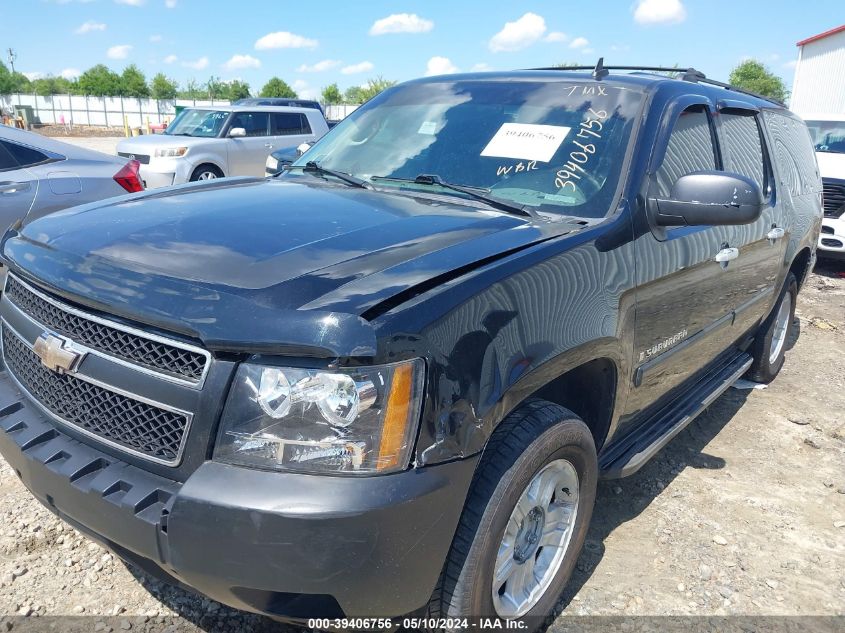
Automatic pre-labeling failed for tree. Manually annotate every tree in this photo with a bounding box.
[729,59,788,103]
[343,85,364,104]
[260,77,297,98]
[77,64,122,96]
[177,78,205,100]
[226,80,251,101]
[150,73,178,100]
[321,83,342,104]
[120,64,150,98]
[357,76,397,102]
[0,61,32,94]
[206,75,228,100]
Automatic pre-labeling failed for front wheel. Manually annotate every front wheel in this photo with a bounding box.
[428,400,597,627]
[746,271,798,383]
[189,164,223,181]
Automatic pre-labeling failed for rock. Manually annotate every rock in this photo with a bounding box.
[834,521,845,528]
[788,416,810,425]
[677,583,685,592]
[699,564,713,580]
[766,579,780,589]
[72,605,85,614]
[119,619,131,630]
[823,480,834,488]
[718,586,733,598]
[17,606,31,616]
[804,438,822,449]
[713,535,728,546]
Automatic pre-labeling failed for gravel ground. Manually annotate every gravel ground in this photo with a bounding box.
[46,134,123,156]
[1,263,843,631]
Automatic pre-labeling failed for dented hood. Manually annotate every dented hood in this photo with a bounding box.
[2,177,568,357]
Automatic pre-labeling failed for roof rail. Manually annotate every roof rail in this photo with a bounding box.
[528,60,785,107]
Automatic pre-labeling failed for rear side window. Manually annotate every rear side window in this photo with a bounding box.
[655,106,716,197]
[271,113,311,136]
[2,140,48,168]
[763,111,820,196]
[718,111,766,193]
[0,142,18,171]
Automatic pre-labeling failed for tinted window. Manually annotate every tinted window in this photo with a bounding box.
[719,111,766,192]
[0,142,19,171]
[3,141,48,168]
[805,119,845,154]
[656,106,716,197]
[229,112,269,137]
[272,113,310,135]
[764,111,820,196]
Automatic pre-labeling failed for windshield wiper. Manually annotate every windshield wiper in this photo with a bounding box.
[372,174,532,217]
[297,162,371,189]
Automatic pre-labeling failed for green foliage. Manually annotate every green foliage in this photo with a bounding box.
[343,85,364,104]
[150,73,178,100]
[358,76,397,102]
[259,77,297,98]
[77,64,122,96]
[729,59,788,103]
[206,76,228,100]
[226,79,251,101]
[0,61,32,94]
[321,83,342,104]
[177,78,205,100]
[32,76,76,96]
[120,64,150,98]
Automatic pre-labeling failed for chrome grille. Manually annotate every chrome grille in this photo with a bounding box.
[2,324,190,464]
[822,180,845,218]
[5,276,208,383]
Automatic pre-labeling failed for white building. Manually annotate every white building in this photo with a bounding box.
[790,24,845,116]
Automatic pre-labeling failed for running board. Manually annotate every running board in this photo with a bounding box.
[599,350,752,479]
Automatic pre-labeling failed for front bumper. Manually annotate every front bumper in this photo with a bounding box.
[0,370,478,619]
[819,215,845,258]
[138,157,194,189]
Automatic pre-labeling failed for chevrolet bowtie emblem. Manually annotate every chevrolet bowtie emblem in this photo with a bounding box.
[33,333,84,374]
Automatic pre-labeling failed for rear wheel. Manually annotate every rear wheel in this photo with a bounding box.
[747,272,797,383]
[428,400,597,628]
[189,164,223,181]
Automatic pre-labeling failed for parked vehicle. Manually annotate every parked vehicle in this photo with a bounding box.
[116,105,328,188]
[0,67,821,625]
[264,142,312,176]
[233,97,325,114]
[0,125,142,280]
[803,114,845,258]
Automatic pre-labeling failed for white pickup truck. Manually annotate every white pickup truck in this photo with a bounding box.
[116,105,329,188]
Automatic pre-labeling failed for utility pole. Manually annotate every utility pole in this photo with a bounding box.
[7,48,16,74]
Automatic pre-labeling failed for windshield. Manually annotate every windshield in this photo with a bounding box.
[292,79,644,217]
[806,120,845,154]
[165,109,229,138]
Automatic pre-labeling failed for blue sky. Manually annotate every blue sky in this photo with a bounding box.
[2,0,841,98]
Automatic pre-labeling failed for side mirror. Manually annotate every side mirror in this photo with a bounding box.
[651,171,764,227]
[228,127,246,138]
[296,142,313,157]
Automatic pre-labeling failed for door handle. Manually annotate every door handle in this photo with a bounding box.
[715,247,739,264]
[767,227,785,241]
[264,143,274,148]
[0,182,30,194]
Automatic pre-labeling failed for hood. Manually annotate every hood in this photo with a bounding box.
[2,177,572,357]
[116,134,220,153]
[816,151,845,179]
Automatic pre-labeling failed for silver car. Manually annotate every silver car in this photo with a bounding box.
[0,126,142,232]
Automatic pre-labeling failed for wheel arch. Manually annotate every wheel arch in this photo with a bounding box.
[788,246,813,291]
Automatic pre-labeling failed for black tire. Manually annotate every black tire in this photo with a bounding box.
[189,164,223,181]
[428,400,597,628]
[747,272,798,383]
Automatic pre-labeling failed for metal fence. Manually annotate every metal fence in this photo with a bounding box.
[0,94,360,129]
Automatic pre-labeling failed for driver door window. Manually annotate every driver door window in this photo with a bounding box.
[230,112,270,137]
[655,106,716,197]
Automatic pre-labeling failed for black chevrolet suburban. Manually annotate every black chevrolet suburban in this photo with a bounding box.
[0,66,822,625]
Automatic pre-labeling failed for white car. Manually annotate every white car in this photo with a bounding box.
[804,114,845,259]
[116,106,329,189]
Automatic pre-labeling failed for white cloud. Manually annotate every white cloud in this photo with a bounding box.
[783,59,798,70]
[61,68,81,79]
[489,12,547,53]
[23,72,44,81]
[544,31,568,43]
[471,63,492,72]
[106,44,132,59]
[165,0,176,7]
[223,54,261,71]
[115,0,145,6]
[341,61,374,75]
[182,56,209,70]
[149,34,162,43]
[633,0,687,25]
[255,31,318,50]
[293,79,316,99]
[75,21,106,34]
[297,59,341,73]
[163,54,178,64]
[425,56,459,76]
[569,37,590,49]
[369,13,433,36]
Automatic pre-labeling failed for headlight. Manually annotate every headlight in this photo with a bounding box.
[265,155,279,171]
[154,147,188,158]
[213,359,424,475]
